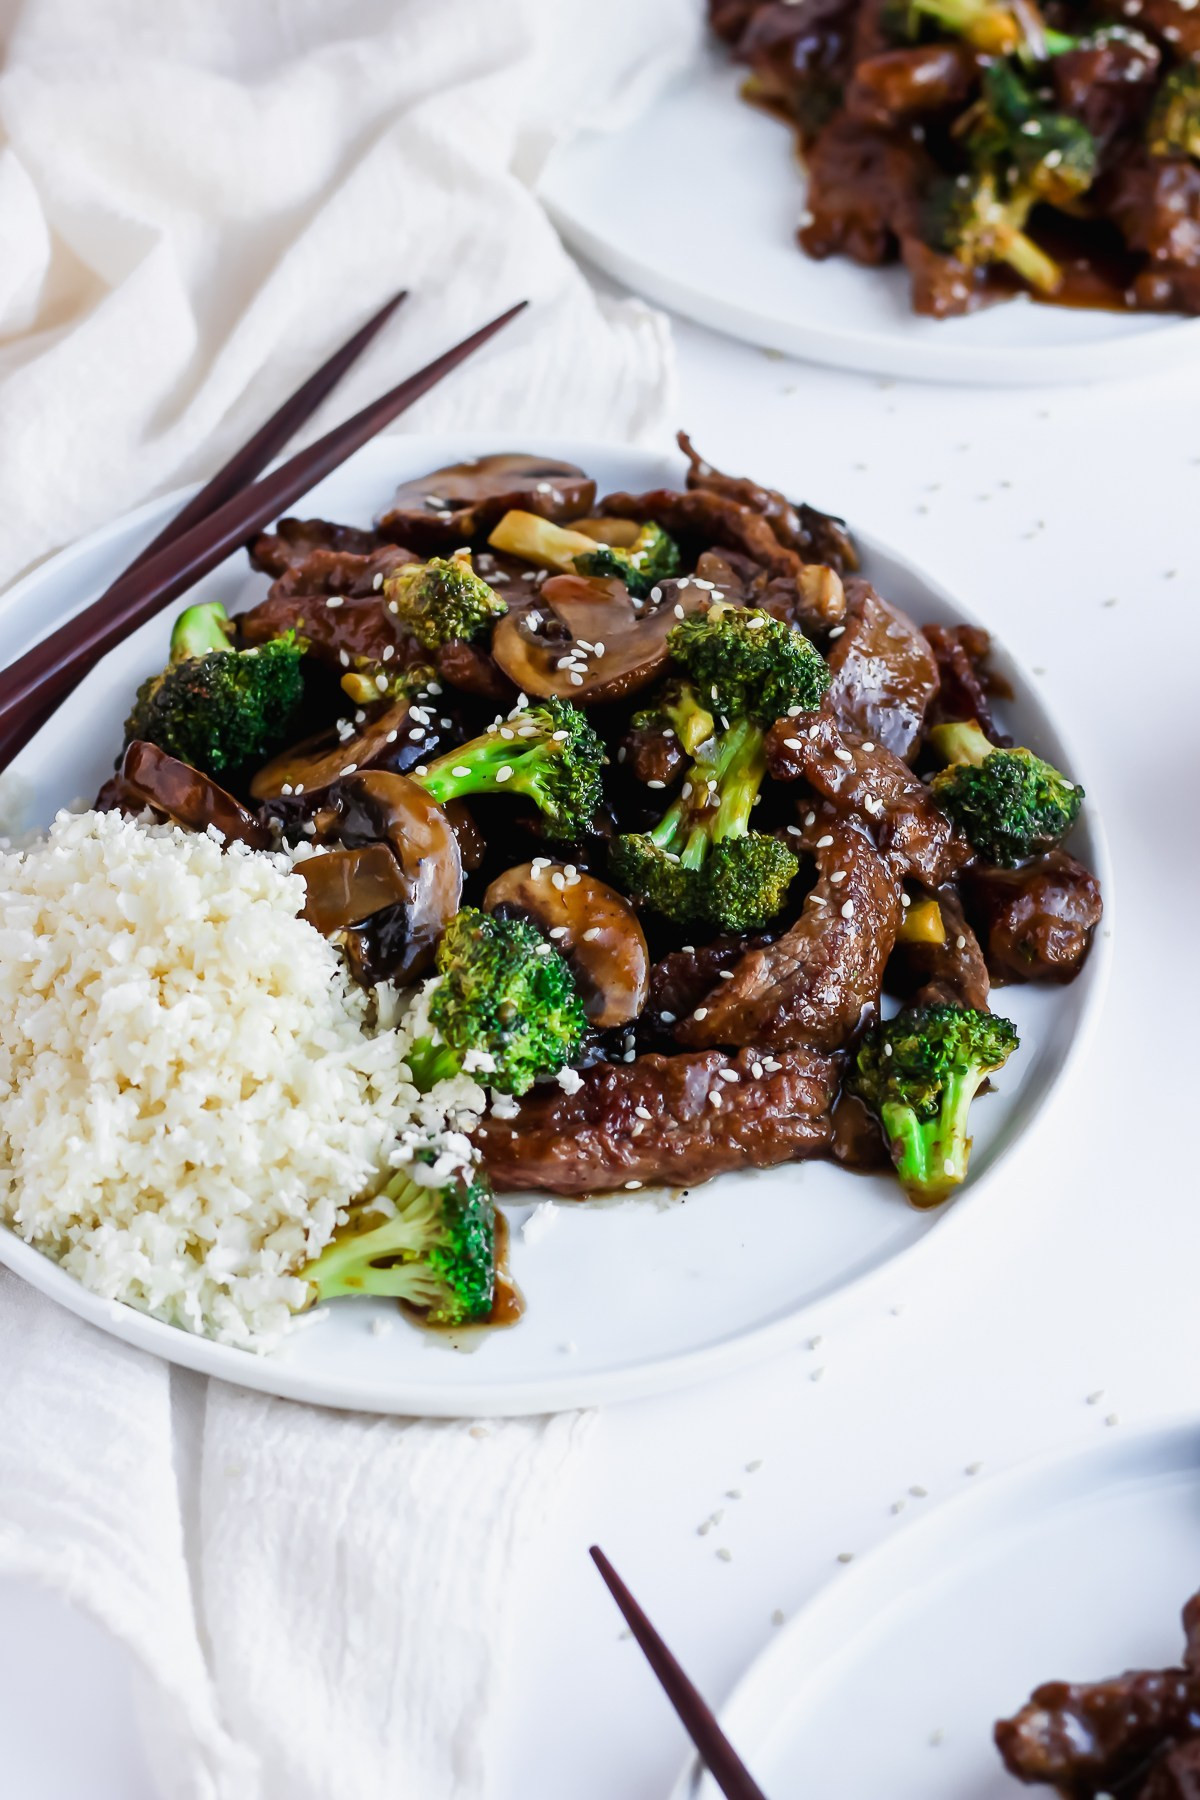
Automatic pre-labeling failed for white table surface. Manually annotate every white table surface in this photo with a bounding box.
[6,310,1200,1800]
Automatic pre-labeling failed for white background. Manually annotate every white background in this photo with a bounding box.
[5,310,1200,1798]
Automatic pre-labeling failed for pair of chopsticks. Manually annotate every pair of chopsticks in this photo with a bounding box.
[591,1546,769,1800]
[0,292,528,773]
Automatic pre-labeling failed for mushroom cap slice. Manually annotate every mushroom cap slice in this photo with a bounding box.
[378,454,596,553]
[249,700,445,815]
[331,771,463,985]
[490,573,708,706]
[298,841,411,937]
[121,741,269,850]
[483,862,649,1028]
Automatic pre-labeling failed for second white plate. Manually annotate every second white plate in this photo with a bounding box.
[673,1420,1200,1797]
[539,46,1200,386]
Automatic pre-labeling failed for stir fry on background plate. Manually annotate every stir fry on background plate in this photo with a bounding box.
[710,0,1200,316]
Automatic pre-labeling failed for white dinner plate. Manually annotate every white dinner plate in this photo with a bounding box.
[670,1419,1200,1797]
[0,434,1110,1416]
[538,45,1200,386]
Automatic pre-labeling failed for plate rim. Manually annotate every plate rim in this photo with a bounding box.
[537,52,1200,388]
[0,432,1113,1416]
[667,1412,1200,1798]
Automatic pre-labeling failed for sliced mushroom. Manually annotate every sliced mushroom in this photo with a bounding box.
[331,771,463,985]
[377,454,596,553]
[250,699,446,820]
[483,862,649,1028]
[299,841,411,936]
[121,741,269,850]
[490,573,708,706]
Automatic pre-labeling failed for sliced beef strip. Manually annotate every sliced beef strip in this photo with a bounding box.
[995,1669,1200,1794]
[432,639,516,705]
[692,548,847,634]
[1103,153,1200,270]
[1123,0,1200,58]
[1139,1735,1200,1799]
[377,454,596,553]
[845,43,978,129]
[675,811,902,1052]
[677,431,858,574]
[887,887,990,1011]
[924,621,1010,739]
[249,517,384,579]
[597,487,804,580]
[238,582,424,678]
[648,933,777,1026]
[899,236,983,321]
[474,1046,838,1193]
[800,116,935,267]
[722,0,859,135]
[620,721,687,788]
[965,852,1102,985]
[824,578,940,762]
[765,710,970,886]
[1050,33,1161,151]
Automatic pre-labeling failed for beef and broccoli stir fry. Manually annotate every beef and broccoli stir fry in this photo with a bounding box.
[710,0,1200,316]
[995,1586,1200,1795]
[95,439,1101,1323]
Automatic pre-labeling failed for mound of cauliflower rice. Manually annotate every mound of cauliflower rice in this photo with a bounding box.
[0,808,487,1348]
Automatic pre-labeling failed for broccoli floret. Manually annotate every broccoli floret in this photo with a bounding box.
[405,907,588,1097]
[970,64,1097,208]
[415,697,604,841]
[573,522,682,599]
[929,718,1083,865]
[631,680,716,758]
[925,172,1064,294]
[667,601,831,724]
[1148,63,1200,161]
[383,552,506,650]
[301,1163,495,1327]
[850,1004,1019,1206]
[928,66,1098,294]
[610,607,828,931]
[124,601,304,775]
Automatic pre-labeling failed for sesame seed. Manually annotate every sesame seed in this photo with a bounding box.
[805,811,816,826]
[451,765,471,778]
[1106,1413,1120,1428]
[339,650,350,667]
[909,1485,927,1498]
[1086,1390,1105,1405]
[829,870,847,885]
[811,1366,825,1382]
[718,970,735,981]
[751,1062,763,1078]
[716,1547,733,1563]
[693,1007,708,1020]
[659,1010,676,1025]
[836,1552,854,1564]
[495,766,513,783]
[828,626,846,639]
[625,1179,643,1190]
[834,748,853,765]
[326,596,344,609]
[816,834,834,848]
[861,742,875,752]
[549,926,569,940]
[965,1462,983,1476]
[784,737,803,750]
[718,1068,739,1082]
[373,572,384,591]
[901,894,911,909]
[340,763,358,777]
[956,935,967,949]
[583,927,601,942]
[635,1105,652,1121]
[646,779,666,790]
[551,872,565,890]
[707,1090,722,1108]
[841,900,854,918]
[746,1459,763,1473]
[570,673,584,686]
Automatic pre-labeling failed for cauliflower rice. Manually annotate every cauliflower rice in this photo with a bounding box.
[0,809,486,1348]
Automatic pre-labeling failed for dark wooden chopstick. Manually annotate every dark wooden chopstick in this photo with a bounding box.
[126,289,408,576]
[5,290,408,762]
[590,1546,769,1800]
[0,299,527,772]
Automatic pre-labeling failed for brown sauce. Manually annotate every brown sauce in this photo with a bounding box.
[399,1209,524,1348]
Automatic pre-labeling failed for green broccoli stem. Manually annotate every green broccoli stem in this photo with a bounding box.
[418,735,556,808]
[881,1066,987,1207]
[170,601,233,662]
[927,717,994,768]
[303,1180,440,1299]
[404,1036,464,1092]
[649,718,765,861]
[996,223,1063,295]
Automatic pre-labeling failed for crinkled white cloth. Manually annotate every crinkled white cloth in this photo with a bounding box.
[0,1,697,1794]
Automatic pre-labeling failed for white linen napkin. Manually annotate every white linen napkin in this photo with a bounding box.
[0,2,699,1794]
